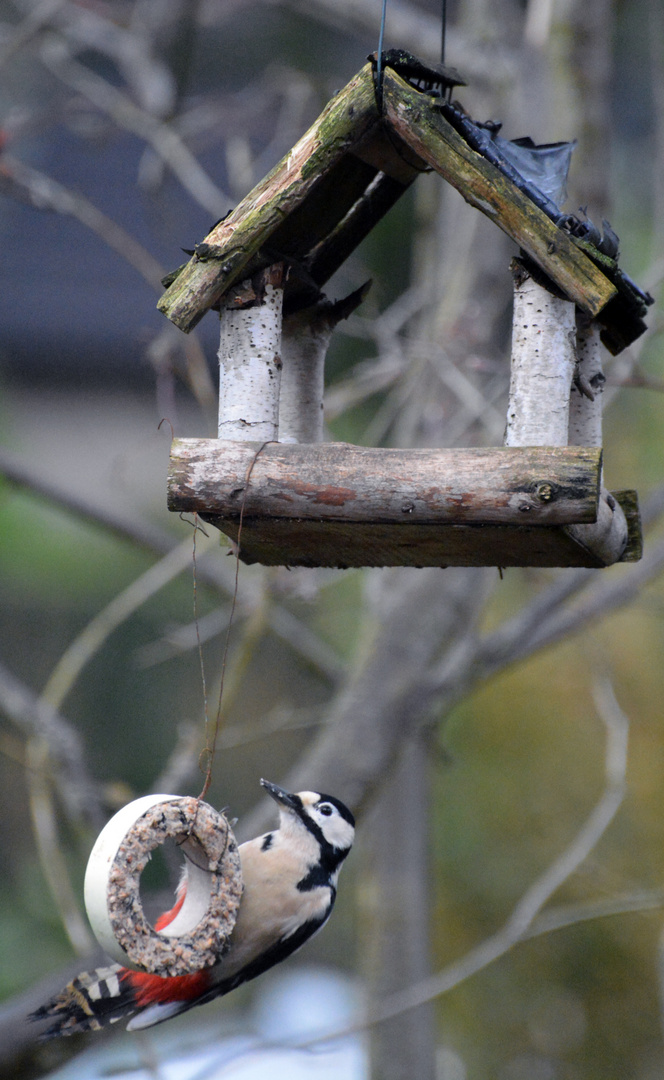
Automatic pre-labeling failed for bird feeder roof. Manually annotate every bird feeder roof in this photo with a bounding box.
[158,52,652,354]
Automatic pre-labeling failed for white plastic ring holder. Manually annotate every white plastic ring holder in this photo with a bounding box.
[84,795,243,976]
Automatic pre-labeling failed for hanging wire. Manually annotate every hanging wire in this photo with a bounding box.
[378,0,448,70]
[376,0,388,87]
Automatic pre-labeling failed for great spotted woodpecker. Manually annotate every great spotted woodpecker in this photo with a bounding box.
[31,780,355,1037]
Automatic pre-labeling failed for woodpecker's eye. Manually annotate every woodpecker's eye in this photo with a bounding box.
[318,803,334,816]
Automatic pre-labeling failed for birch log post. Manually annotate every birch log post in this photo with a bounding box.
[569,311,605,448]
[218,264,284,441]
[279,284,371,443]
[279,309,328,444]
[567,310,628,562]
[504,265,628,564]
[504,265,576,447]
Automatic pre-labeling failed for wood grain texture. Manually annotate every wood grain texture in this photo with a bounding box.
[381,68,617,318]
[157,65,382,332]
[611,490,642,562]
[168,439,602,526]
[199,517,610,569]
[156,62,648,351]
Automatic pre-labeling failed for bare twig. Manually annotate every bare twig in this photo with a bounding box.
[269,0,516,86]
[41,532,216,713]
[0,659,102,824]
[480,535,664,671]
[153,706,324,794]
[150,720,202,796]
[136,599,343,682]
[526,889,664,939]
[26,740,95,955]
[135,605,234,667]
[7,0,175,113]
[0,154,166,289]
[0,449,345,682]
[359,675,628,1026]
[422,500,664,706]
[44,0,176,114]
[38,37,229,215]
[0,0,66,66]
[145,324,217,424]
[0,159,217,419]
[610,368,664,394]
[0,444,213,561]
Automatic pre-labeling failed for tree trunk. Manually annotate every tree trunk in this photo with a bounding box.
[361,737,436,1080]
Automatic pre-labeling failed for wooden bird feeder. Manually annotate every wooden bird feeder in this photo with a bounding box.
[160,52,651,569]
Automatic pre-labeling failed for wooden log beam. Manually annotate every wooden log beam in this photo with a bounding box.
[565,491,628,566]
[168,440,602,526]
[297,169,411,306]
[381,68,617,318]
[157,65,380,333]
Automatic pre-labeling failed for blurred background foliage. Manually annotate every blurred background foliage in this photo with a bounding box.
[0,1,664,1078]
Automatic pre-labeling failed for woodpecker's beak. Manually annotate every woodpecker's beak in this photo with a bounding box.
[260,779,300,810]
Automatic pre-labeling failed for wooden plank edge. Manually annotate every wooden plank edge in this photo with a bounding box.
[380,68,617,318]
[201,516,608,569]
[157,63,380,333]
[612,490,642,562]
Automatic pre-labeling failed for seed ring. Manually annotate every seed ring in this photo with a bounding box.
[84,795,242,975]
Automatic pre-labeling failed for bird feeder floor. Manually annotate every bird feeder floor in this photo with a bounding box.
[167,439,641,568]
[200,508,638,569]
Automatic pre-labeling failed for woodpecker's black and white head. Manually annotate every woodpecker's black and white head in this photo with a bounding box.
[260,779,355,891]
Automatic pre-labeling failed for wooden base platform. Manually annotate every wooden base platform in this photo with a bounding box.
[168,439,641,568]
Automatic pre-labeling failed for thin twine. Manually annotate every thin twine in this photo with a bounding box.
[195,441,273,802]
[441,0,447,64]
[192,514,210,761]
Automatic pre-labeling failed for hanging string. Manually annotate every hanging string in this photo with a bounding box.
[191,514,210,776]
[441,0,447,64]
[196,441,272,802]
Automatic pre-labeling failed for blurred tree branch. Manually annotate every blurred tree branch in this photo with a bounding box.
[0,447,342,681]
[0,154,165,288]
[270,0,517,87]
[40,533,215,713]
[38,36,229,215]
[289,675,631,1044]
[0,658,102,825]
[0,159,218,416]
